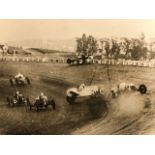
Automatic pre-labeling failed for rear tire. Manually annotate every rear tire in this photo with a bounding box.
[26,77,31,85]
[67,58,72,64]
[99,88,105,95]
[52,100,56,110]
[26,97,31,110]
[10,79,14,86]
[36,106,39,112]
[139,84,147,94]
[6,97,10,105]
[10,98,14,106]
[15,78,19,85]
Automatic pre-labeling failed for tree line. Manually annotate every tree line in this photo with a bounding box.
[76,33,154,60]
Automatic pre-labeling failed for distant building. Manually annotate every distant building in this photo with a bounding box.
[0,44,8,54]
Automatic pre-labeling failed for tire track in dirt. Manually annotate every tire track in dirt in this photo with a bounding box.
[0,62,154,134]
[0,63,109,134]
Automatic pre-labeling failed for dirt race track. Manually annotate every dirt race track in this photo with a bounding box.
[0,62,155,134]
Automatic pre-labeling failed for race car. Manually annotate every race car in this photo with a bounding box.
[26,92,56,111]
[67,55,93,65]
[66,83,105,104]
[111,82,147,98]
[9,73,31,86]
[6,92,27,106]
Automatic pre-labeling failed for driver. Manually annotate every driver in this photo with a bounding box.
[111,87,118,98]
[78,83,85,91]
[14,90,23,100]
[36,92,48,105]
[15,73,25,81]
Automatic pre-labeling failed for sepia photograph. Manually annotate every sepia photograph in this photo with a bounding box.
[0,19,155,135]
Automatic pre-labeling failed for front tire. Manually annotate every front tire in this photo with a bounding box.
[66,95,76,104]
[78,57,85,65]
[99,88,105,95]
[78,59,84,65]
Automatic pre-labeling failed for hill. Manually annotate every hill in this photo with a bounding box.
[7,39,76,52]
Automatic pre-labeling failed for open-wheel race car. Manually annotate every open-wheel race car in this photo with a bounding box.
[111,82,147,98]
[10,73,31,86]
[66,83,105,104]
[6,93,27,106]
[26,95,56,111]
[67,55,93,65]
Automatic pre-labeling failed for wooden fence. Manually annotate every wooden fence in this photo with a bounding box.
[0,56,155,68]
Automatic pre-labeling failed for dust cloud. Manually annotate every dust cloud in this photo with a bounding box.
[110,92,149,117]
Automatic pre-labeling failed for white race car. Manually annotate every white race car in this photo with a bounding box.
[10,73,31,86]
[111,82,147,98]
[66,83,105,104]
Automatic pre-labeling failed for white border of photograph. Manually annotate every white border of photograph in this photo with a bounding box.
[0,0,155,19]
[0,0,155,155]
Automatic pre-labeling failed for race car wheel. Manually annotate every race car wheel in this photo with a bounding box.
[6,97,11,105]
[74,60,78,65]
[79,57,86,65]
[26,77,31,85]
[15,78,19,85]
[51,99,56,110]
[10,98,14,106]
[139,84,147,94]
[78,58,84,65]
[66,95,76,104]
[67,58,72,64]
[10,79,14,86]
[99,88,105,95]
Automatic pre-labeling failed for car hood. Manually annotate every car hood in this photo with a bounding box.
[67,85,99,97]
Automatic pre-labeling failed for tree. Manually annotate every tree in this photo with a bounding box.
[131,34,148,60]
[76,34,98,57]
[108,39,120,59]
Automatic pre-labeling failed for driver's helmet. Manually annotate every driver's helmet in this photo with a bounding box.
[18,73,23,78]
[78,83,85,91]
[40,92,44,97]
[16,91,20,95]
[16,73,23,79]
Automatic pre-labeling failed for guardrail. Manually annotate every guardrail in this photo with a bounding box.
[0,56,67,63]
[0,56,155,68]
[94,59,155,67]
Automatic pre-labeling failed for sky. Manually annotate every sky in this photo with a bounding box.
[1,19,155,42]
